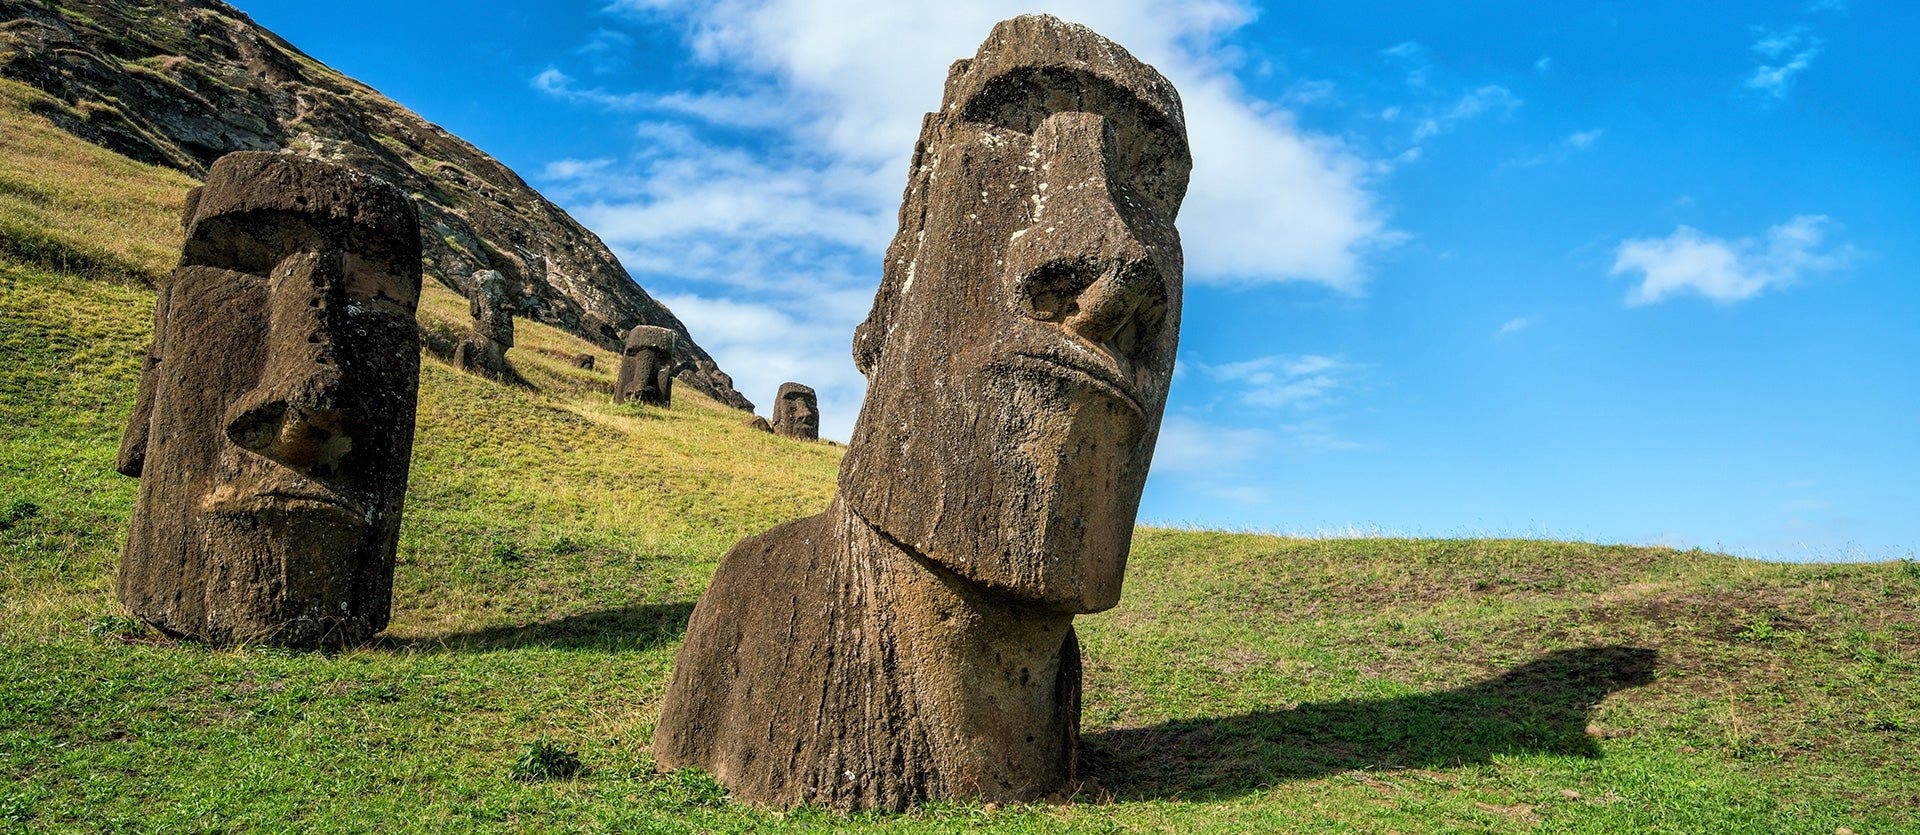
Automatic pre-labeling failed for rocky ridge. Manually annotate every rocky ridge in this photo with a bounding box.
[0,0,752,409]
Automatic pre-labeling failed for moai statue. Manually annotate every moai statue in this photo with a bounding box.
[452,269,514,379]
[745,415,772,433]
[574,353,595,370]
[615,324,676,406]
[115,151,424,648]
[654,15,1189,811]
[769,383,819,441]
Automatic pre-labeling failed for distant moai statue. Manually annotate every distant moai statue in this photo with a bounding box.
[616,324,676,406]
[574,353,595,370]
[654,15,1190,811]
[115,151,424,648]
[769,383,819,440]
[452,269,515,380]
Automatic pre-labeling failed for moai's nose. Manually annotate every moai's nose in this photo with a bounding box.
[226,250,353,474]
[1006,111,1169,362]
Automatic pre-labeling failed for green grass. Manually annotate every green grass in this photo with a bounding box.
[2,76,1916,834]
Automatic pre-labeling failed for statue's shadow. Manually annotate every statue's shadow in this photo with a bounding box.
[387,601,695,653]
[1080,645,1657,801]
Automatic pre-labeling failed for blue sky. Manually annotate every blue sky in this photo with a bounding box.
[237,1,1917,561]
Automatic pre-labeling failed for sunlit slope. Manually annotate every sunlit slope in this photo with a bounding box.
[1,84,1916,833]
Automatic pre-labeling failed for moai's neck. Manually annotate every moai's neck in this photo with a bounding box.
[834,498,1084,802]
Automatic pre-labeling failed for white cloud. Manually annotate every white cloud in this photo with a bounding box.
[1496,316,1533,337]
[541,157,614,180]
[1412,84,1521,141]
[576,28,635,75]
[1508,128,1602,168]
[1151,414,1271,475]
[1196,353,1357,409]
[1610,214,1847,305]
[1746,26,1820,98]
[579,0,1393,291]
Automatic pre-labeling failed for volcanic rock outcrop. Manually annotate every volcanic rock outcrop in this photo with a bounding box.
[0,0,750,408]
[653,15,1191,810]
[116,151,423,648]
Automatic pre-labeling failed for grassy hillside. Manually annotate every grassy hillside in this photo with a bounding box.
[2,77,1917,833]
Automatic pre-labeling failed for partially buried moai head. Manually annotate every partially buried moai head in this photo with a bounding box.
[840,15,1191,614]
[469,269,513,347]
[770,383,819,440]
[116,151,423,648]
[617,324,676,406]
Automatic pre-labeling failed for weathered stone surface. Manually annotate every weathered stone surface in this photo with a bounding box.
[769,382,819,441]
[0,0,753,410]
[116,151,423,648]
[452,269,516,380]
[745,415,772,433]
[654,15,1190,811]
[616,324,676,407]
[574,353,595,370]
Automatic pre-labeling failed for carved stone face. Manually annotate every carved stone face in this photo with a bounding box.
[841,17,1190,614]
[117,152,422,647]
[469,269,513,347]
[617,325,676,406]
[771,383,819,440]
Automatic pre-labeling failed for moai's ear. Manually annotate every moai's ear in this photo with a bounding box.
[116,285,171,477]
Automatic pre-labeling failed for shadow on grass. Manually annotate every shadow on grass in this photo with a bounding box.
[391,601,695,653]
[1081,645,1657,800]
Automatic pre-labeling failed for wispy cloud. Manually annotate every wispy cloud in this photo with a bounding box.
[1148,415,1277,506]
[1496,316,1534,337]
[1508,128,1602,167]
[575,28,634,75]
[1746,25,1821,98]
[1610,214,1848,305]
[1198,354,1358,410]
[1377,43,1523,161]
[1412,84,1522,141]
[531,67,647,110]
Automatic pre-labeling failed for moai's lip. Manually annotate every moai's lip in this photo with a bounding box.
[1000,350,1147,420]
[204,479,369,523]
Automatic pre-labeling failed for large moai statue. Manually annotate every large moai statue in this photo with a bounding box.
[616,324,676,406]
[452,268,515,380]
[115,151,424,648]
[654,15,1190,811]
[768,382,819,441]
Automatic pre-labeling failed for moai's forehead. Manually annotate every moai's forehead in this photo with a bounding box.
[778,383,816,402]
[625,325,676,352]
[179,151,422,286]
[939,15,1185,139]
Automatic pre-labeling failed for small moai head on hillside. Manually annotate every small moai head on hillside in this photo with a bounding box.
[840,13,1191,614]
[770,382,819,440]
[468,269,513,347]
[574,353,595,370]
[617,324,676,406]
[116,151,423,648]
[453,268,516,379]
